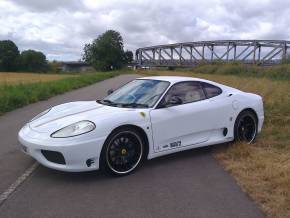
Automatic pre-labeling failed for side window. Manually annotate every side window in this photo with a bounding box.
[164,81,206,105]
[202,82,222,98]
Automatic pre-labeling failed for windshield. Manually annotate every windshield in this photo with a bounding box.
[101,79,170,108]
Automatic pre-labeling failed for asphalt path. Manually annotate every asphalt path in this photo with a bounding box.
[0,74,264,218]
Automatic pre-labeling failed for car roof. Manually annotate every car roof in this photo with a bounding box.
[138,76,239,93]
[139,76,216,84]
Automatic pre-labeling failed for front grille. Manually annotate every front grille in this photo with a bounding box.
[41,150,66,165]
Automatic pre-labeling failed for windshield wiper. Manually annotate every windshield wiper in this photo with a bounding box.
[121,103,149,108]
[96,99,118,106]
[97,100,148,108]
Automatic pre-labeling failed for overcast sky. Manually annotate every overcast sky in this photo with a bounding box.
[0,0,289,61]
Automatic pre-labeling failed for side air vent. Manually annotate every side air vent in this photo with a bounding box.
[223,128,228,136]
[41,150,66,165]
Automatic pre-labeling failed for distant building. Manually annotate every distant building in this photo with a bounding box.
[127,60,138,70]
[60,61,93,72]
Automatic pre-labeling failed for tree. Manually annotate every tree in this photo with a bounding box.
[0,40,20,71]
[83,30,128,71]
[20,50,48,72]
[48,60,61,73]
[124,50,133,63]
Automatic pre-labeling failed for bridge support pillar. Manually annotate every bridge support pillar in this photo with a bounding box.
[179,45,182,65]
[211,45,214,62]
[138,51,142,66]
[282,41,287,62]
[202,44,205,60]
[190,46,193,63]
[158,48,161,65]
[257,46,261,63]
[253,43,257,64]
[170,47,173,63]
[233,44,237,61]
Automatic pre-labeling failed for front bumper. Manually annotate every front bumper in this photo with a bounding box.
[18,124,107,172]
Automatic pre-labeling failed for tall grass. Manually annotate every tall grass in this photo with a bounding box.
[193,62,290,80]
[0,72,119,115]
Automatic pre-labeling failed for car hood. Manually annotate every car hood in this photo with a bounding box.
[29,101,128,133]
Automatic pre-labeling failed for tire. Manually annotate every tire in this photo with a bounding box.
[100,127,145,176]
[234,110,258,144]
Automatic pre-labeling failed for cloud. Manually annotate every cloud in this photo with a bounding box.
[10,0,84,12]
[0,0,289,61]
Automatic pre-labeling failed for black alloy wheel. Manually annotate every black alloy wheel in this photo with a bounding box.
[234,110,257,144]
[100,127,144,176]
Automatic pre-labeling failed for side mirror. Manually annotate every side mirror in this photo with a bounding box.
[107,89,114,95]
[166,96,183,107]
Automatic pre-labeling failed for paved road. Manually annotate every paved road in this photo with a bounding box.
[0,74,264,218]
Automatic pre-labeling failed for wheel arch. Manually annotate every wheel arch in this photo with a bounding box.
[104,124,150,159]
[238,107,258,125]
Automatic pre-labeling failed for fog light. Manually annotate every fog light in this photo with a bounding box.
[86,158,95,167]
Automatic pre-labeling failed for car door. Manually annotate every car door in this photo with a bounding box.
[200,81,234,136]
[150,81,214,152]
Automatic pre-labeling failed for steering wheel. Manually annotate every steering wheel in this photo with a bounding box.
[144,94,161,104]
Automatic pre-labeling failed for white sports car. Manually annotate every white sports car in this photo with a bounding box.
[18,76,264,176]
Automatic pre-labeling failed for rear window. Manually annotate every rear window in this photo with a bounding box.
[202,82,222,98]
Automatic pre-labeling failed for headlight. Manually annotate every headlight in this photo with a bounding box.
[51,120,96,138]
[31,108,51,122]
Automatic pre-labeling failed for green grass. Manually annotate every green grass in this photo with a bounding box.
[0,72,120,115]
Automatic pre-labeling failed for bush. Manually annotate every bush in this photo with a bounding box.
[20,50,48,72]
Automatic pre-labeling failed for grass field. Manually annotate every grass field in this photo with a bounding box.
[0,72,74,85]
[0,71,119,115]
[139,69,290,218]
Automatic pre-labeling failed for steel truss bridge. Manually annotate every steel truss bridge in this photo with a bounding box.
[135,40,290,67]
